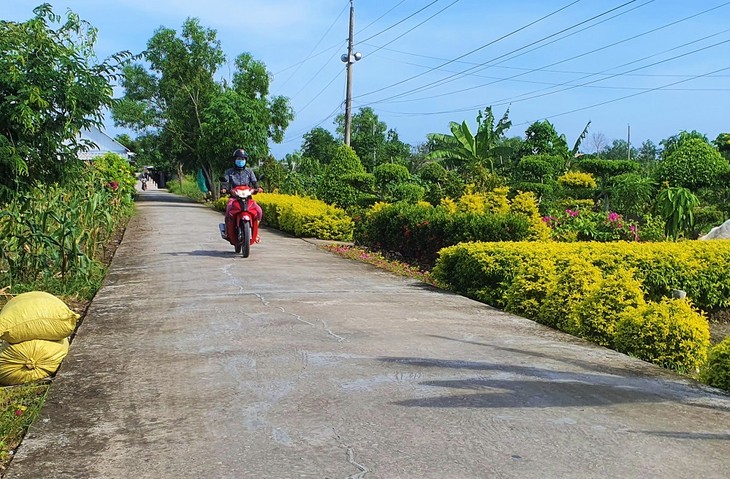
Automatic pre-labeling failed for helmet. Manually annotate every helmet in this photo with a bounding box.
[232,149,249,160]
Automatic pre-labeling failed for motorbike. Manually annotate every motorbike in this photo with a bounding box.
[218,185,260,258]
[141,179,148,191]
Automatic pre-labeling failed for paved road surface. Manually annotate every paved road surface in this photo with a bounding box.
[7,189,730,478]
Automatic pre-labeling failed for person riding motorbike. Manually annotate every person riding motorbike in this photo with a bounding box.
[220,149,263,243]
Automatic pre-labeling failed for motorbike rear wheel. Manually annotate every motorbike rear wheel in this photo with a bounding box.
[241,221,251,258]
[234,224,242,253]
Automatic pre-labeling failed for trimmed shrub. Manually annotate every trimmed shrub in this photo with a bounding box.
[504,258,557,320]
[577,269,646,347]
[614,299,710,372]
[700,337,730,392]
[255,193,353,241]
[538,258,602,333]
[317,145,366,209]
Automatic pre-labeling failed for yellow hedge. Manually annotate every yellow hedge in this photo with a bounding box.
[255,193,354,241]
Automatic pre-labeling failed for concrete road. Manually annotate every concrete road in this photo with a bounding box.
[7,190,730,479]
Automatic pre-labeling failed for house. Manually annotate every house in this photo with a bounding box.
[77,126,132,161]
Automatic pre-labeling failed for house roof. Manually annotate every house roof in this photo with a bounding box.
[78,126,131,160]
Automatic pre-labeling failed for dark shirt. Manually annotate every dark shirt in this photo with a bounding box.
[223,167,258,191]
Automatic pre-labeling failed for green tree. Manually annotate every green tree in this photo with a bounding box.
[600,139,638,161]
[336,107,410,172]
[660,130,709,159]
[519,120,569,159]
[301,127,338,164]
[317,145,367,208]
[713,133,730,160]
[656,138,730,190]
[425,106,512,176]
[0,4,130,200]
[113,19,292,195]
[636,139,659,164]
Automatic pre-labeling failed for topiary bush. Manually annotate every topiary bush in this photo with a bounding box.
[614,298,710,372]
[700,337,730,392]
[577,269,646,347]
[317,145,367,209]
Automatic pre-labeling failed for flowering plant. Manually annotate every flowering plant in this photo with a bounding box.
[542,209,640,242]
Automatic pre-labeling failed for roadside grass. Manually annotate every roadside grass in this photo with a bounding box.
[0,384,49,475]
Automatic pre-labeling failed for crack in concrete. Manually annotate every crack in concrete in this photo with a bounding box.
[346,447,369,479]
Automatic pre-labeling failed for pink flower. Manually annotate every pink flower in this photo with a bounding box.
[607,212,621,222]
[566,209,579,217]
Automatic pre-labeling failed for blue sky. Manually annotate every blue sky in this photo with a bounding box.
[4,1,729,159]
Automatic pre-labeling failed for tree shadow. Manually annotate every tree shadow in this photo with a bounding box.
[378,356,730,412]
[161,250,235,258]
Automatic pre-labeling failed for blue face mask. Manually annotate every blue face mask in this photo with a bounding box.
[235,159,246,168]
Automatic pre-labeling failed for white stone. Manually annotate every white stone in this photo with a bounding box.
[701,218,730,239]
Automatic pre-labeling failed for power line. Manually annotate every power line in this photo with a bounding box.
[354,0,587,100]
[357,0,444,45]
[275,2,349,93]
[390,0,729,105]
[357,0,642,104]
[364,0,462,58]
[356,0,408,36]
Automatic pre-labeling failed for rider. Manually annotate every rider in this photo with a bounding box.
[221,149,263,242]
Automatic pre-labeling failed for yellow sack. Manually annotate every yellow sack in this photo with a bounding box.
[0,338,69,386]
[0,291,80,343]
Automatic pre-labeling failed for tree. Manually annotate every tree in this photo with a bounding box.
[660,130,709,159]
[519,120,569,159]
[335,107,411,172]
[589,132,608,155]
[425,106,512,175]
[301,127,338,164]
[655,138,730,190]
[0,4,130,200]
[600,139,638,161]
[636,139,658,164]
[317,145,367,208]
[713,133,730,160]
[113,18,292,194]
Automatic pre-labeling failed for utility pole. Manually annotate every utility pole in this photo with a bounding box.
[627,124,631,161]
[341,0,361,146]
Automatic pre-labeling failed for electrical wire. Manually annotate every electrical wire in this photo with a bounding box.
[357,0,443,45]
[354,0,587,100]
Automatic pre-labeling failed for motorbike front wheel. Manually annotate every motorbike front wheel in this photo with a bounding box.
[241,220,251,258]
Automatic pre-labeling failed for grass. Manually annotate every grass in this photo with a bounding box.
[0,384,49,475]
[321,244,440,287]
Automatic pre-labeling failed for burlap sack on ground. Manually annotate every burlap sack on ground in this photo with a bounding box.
[0,291,80,343]
[0,338,69,386]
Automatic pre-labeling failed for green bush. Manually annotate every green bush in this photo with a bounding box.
[577,269,646,347]
[700,337,730,392]
[504,258,557,320]
[389,183,425,203]
[317,145,367,209]
[614,299,710,372]
[538,258,602,333]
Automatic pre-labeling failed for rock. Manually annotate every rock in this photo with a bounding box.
[701,218,730,240]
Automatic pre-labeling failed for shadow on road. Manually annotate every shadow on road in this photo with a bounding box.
[161,250,235,258]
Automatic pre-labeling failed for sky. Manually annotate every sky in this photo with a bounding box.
[4,0,730,159]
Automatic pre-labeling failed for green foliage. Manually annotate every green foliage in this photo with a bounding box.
[575,159,640,179]
[543,210,640,242]
[317,145,367,209]
[426,106,512,174]
[655,187,700,240]
[608,173,656,218]
[432,240,730,313]
[520,120,569,158]
[255,193,353,241]
[374,163,411,200]
[0,383,48,465]
[700,336,730,392]
[656,138,730,190]
[0,4,130,201]
[614,299,710,372]
[389,183,425,204]
[355,201,531,266]
[257,156,287,192]
[538,259,602,334]
[577,269,646,347]
[660,130,709,159]
[504,259,557,320]
[113,19,292,193]
[301,127,338,164]
[514,154,564,183]
[165,174,206,201]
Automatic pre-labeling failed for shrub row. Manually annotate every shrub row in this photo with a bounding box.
[354,191,549,265]
[432,240,730,312]
[252,193,354,241]
[432,240,730,376]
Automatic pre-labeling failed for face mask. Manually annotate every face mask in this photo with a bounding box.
[235,159,246,168]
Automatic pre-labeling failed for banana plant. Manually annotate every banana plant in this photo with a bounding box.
[655,186,699,240]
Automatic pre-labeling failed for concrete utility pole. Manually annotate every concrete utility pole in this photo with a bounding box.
[627,124,631,161]
[341,0,361,146]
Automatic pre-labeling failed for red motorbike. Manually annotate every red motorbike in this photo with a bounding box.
[219,185,260,258]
